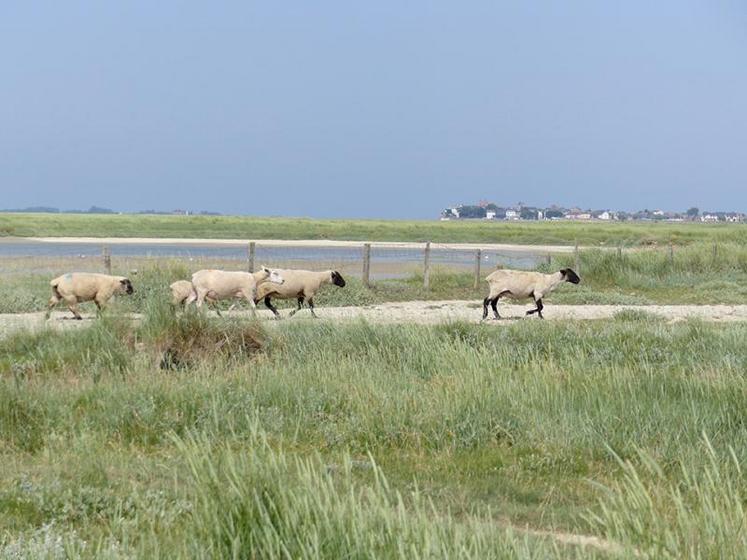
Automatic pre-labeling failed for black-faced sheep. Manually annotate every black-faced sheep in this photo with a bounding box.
[47,272,134,320]
[254,269,346,318]
[483,268,580,320]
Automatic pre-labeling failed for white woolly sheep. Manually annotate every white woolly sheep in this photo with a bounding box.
[254,269,346,318]
[482,268,580,320]
[47,272,134,320]
[170,279,242,315]
[190,267,284,315]
[170,280,196,307]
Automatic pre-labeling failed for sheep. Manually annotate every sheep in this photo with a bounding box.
[169,279,244,315]
[170,280,196,307]
[482,268,580,320]
[254,269,346,319]
[47,272,134,320]
[189,266,284,315]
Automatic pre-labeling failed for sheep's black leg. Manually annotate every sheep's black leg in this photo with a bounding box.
[308,298,318,318]
[482,297,490,320]
[490,297,500,320]
[263,296,281,319]
[289,296,304,317]
[526,297,544,319]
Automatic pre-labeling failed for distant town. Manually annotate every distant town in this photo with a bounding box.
[442,202,745,223]
[1,204,745,223]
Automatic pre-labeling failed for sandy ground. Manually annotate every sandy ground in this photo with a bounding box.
[2,301,746,338]
[20,237,577,254]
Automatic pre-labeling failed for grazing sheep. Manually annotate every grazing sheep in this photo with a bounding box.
[190,266,284,315]
[47,272,134,320]
[482,268,580,320]
[170,280,196,307]
[255,269,346,319]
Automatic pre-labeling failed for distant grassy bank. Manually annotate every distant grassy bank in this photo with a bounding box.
[1,212,745,245]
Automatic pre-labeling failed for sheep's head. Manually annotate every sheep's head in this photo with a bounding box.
[331,271,346,287]
[119,278,135,294]
[263,267,284,285]
[560,268,580,284]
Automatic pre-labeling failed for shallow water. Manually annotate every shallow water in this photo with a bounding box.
[0,240,545,274]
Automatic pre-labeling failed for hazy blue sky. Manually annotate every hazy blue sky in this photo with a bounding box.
[2,1,746,218]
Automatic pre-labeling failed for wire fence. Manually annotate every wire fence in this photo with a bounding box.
[0,240,563,287]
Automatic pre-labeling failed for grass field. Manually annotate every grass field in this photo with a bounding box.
[2,242,746,315]
[2,221,746,558]
[1,212,745,246]
[1,304,746,558]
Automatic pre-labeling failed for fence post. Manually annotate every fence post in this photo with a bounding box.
[617,245,623,259]
[423,241,431,290]
[473,249,481,289]
[574,239,580,273]
[362,243,371,288]
[669,243,674,265]
[546,254,552,267]
[102,245,111,274]
[247,242,255,272]
[713,243,718,259]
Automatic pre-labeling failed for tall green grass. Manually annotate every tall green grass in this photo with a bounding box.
[174,425,566,560]
[588,438,747,558]
[2,315,746,557]
[545,242,747,304]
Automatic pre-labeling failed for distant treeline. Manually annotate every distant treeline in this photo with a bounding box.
[2,206,221,216]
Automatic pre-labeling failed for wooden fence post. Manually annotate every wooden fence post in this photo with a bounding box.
[362,243,371,288]
[247,242,256,272]
[713,243,718,259]
[102,245,111,274]
[473,249,481,289]
[423,241,431,290]
[669,243,674,265]
[546,254,552,267]
[617,245,623,259]
[574,239,580,273]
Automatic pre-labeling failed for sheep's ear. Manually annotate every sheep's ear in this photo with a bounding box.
[120,279,128,285]
[261,266,270,272]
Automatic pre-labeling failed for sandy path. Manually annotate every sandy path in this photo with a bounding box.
[2,302,746,338]
[19,237,577,254]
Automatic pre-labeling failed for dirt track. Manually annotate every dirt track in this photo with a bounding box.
[2,301,746,338]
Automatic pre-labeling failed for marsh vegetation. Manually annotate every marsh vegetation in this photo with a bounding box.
[1,299,746,557]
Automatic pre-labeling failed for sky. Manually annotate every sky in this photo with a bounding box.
[1,1,746,219]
